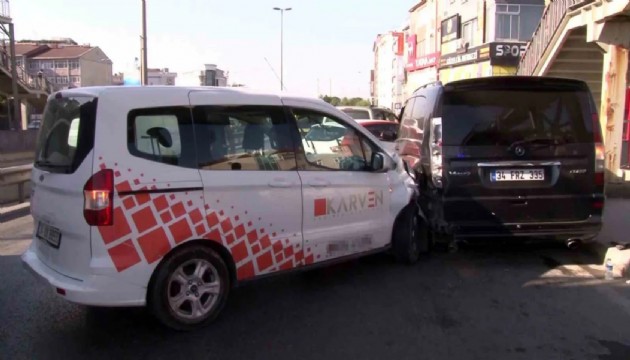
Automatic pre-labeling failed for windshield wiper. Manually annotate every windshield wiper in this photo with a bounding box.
[507,138,561,152]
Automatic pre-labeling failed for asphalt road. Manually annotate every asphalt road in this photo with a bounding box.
[1,216,630,360]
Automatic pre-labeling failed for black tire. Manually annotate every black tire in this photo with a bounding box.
[148,245,230,331]
[393,204,429,264]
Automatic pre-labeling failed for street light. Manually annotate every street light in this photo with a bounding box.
[141,0,148,86]
[273,7,291,91]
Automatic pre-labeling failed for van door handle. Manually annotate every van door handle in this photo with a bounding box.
[268,179,293,188]
[308,179,330,187]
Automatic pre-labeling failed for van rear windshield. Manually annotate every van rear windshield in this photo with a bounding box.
[441,90,593,146]
[35,95,97,173]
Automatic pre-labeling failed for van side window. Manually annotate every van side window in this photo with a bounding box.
[127,107,196,168]
[292,109,377,171]
[192,105,297,171]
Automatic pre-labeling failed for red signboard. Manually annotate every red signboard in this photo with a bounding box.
[405,34,439,72]
[394,32,405,56]
[406,52,440,72]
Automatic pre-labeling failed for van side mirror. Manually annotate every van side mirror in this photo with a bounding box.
[371,152,395,172]
[146,127,173,148]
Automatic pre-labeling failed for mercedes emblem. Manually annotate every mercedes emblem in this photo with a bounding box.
[514,146,526,157]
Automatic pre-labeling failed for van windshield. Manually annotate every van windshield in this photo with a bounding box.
[35,95,97,173]
[441,90,593,146]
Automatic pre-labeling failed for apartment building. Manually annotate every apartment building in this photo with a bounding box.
[15,38,113,91]
[437,0,544,83]
[371,32,406,111]
[405,0,441,96]
[148,68,177,86]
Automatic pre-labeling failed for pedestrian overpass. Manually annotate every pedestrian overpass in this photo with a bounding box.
[518,0,630,183]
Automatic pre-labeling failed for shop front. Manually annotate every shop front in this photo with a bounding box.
[404,34,440,100]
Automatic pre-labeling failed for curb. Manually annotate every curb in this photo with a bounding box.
[0,202,31,223]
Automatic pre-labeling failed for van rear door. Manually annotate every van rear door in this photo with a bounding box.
[30,94,97,279]
[440,78,601,226]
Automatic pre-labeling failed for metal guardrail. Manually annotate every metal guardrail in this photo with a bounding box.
[0,164,32,203]
[517,0,593,76]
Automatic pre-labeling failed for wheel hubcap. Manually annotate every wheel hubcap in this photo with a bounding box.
[167,259,221,321]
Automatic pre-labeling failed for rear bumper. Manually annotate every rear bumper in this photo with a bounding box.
[21,247,146,307]
[448,216,602,239]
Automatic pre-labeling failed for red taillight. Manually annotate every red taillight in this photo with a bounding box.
[83,169,114,226]
[594,172,605,186]
[592,113,603,143]
[592,199,605,209]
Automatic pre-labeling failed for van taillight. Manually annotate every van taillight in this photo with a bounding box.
[83,169,114,226]
[429,117,443,188]
[592,113,605,187]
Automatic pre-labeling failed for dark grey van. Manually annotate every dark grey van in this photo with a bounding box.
[396,76,605,247]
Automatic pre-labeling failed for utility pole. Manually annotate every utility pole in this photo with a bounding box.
[9,23,20,129]
[273,7,291,91]
[141,0,148,85]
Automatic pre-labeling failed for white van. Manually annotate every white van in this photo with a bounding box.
[22,86,425,330]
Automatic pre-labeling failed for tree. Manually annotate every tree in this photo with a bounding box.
[320,95,370,107]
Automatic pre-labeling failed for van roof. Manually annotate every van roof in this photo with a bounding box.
[444,76,589,90]
[50,86,330,107]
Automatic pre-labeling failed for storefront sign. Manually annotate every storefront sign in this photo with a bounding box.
[441,15,461,43]
[394,32,405,56]
[489,42,528,66]
[439,45,489,68]
[406,52,440,72]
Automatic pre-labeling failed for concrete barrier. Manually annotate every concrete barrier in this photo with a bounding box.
[0,130,38,153]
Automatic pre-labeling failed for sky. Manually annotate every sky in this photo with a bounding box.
[11,0,414,98]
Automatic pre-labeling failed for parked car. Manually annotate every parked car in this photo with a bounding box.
[396,76,605,248]
[23,86,424,331]
[337,106,398,122]
[356,120,399,154]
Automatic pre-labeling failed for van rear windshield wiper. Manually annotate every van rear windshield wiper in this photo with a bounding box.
[507,138,561,152]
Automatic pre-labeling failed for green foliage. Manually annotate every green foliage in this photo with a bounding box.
[319,95,371,107]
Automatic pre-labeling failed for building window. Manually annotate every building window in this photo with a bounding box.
[496,4,544,41]
[29,61,38,70]
[69,60,80,69]
[70,75,80,83]
[417,38,426,56]
[54,60,67,69]
[41,61,53,69]
[462,18,477,47]
[16,59,22,67]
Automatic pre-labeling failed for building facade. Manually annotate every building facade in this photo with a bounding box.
[405,0,441,97]
[372,32,406,111]
[178,64,228,87]
[437,0,544,83]
[147,68,177,85]
[15,38,113,91]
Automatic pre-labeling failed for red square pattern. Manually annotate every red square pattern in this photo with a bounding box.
[107,239,141,272]
[231,241,249,263]
[137,227,172,264]
[234,224,246,240]
[207,229,222,242]
[132,206,158,233]
[314,198,327,217]
[160,211,172,224]
[115,181,132,193]
[284,246,294,258]
[154,195,169,212]
[99,207,132,245]
[135,190,150,206]
[256,250,273,271]
[206,212,220,228]
[169,218,193,244]
[189,209,203,225]
[122,196,136,210]
[259,234,271,249]
[247,230,258,244]
[221,218,233,233]
[237,261,255,280]
[272,240,283,254]
[172,202,186,218]
[195,224,206,235]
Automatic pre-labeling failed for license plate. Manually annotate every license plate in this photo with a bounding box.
[37,222,61,248]
[491,169,545,182]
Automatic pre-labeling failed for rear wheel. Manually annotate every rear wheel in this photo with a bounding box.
[148,245,230,331]
[393,204,429,264]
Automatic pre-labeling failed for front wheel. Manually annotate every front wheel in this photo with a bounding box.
[148,245,230,331]
[392,204,430,264]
